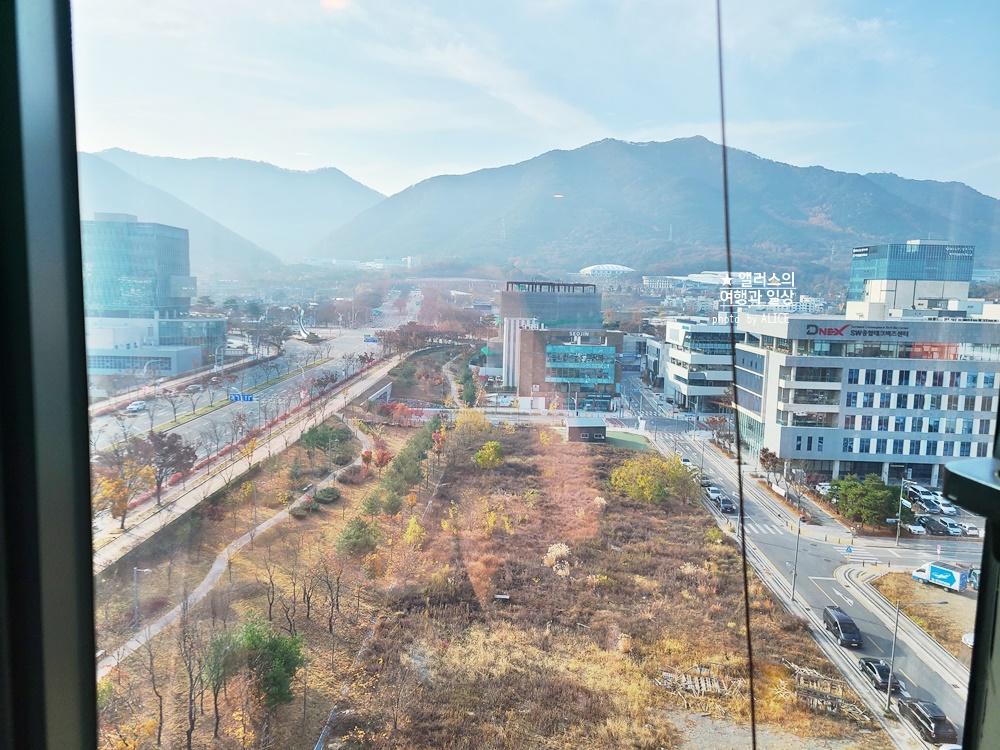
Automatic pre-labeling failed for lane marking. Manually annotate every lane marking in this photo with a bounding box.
[868,639,884,655]
[898,669,915,686]
[834,588,855,606]
[810,578,838,604]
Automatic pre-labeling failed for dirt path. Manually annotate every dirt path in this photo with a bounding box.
[674,713,889,749]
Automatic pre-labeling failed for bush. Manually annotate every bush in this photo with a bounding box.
[314,487,341,504]
[300,500,320,513]
[289,507,308,519]
[338,464,372,485]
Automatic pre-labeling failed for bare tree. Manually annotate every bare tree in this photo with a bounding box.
[138,634,165,746]
[256,548,278,621]
[185,390,203,415]
[160,389,184,424]
[177,600,201,750]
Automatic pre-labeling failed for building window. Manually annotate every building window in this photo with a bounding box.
[966,372,979,388]
[929,417,941,432]
[898,370,910,386]
[942,442,954,457]
[806,436,813,451]
[929,395,941,410]
[817,437,824,452]
[897,393,909,409]
[881,370,892,385]
[980,420,992,435]
[913,394,925,410]
[983,396,994,412]
[908,440,919,455]
[865,369,876,385]
[846,392,857,408]
[875,438,887,453]
[877,416,888,430]
[986,373,996,389]
[843,438,854,453]
[848,368,859,384]
[944,419,956,434]
[926,440,938,456]
[916,370,927,386]
[892,439,904,454]
[913,417,924,432]
[894,417,906,431]
[879,393,891,408]
[861,416,872,431]
[947,395,959,410]
[961,420,973,434]
[962,395,974,410]
[950,372,961,388]
[796,436,802,451]
[863,393,874,408]
[843,415,853,430]
[932,372,944,387]
[859,438,871,453]
[960,442,972,457]
[979,443,990,457]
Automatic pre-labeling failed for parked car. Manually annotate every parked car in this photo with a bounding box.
[904,523,927,535]
[126,400,146,413]
[705,486,722,501]
[897,699,958,745]
[815,482,831,496]
[822,605,863,647]
[931,492,958,516]
[856,657,900,693]
[917,496,941,514]
[939,518,963,536]
[958,522,981,537]
[922,517,951,536]
[699,476,713,488]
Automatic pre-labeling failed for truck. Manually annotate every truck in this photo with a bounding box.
[911,561,968,592]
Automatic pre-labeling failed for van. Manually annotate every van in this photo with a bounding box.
[897,699,958,745]
[823,605,863,647]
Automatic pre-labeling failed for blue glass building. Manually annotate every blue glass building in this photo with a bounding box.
[848,241,974,301]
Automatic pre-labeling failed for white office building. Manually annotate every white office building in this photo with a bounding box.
[734,315,1000,487]
[660,318,743,414]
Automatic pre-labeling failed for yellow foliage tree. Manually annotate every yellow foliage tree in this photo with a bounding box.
[474,441,505,469]
[403,516,427,548]
[610,453,699,505]
[453,409,490,435]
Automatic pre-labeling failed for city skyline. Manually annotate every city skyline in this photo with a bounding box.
[70,2,1000,197]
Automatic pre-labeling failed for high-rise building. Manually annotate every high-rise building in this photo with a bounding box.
[81,213,197,318]
[847,240,974,304]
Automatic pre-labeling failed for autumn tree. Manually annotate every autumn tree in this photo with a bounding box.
[609,453,699,505]
[403,517,427,548]
[336,518,381,557]
[474,441,505,469]
[146,431,198,504]
[93,437,154,529]
[373,447,392,477]
[759,447,782,486]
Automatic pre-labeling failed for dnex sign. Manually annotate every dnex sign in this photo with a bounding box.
[806,324,850,337]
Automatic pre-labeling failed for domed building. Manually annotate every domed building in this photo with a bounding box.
[579,263,636,278]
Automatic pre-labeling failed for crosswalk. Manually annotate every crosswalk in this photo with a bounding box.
[835,545,880,565]
[739,520,789,536]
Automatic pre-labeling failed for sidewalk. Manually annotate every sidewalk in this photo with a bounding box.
[92,356,402,575]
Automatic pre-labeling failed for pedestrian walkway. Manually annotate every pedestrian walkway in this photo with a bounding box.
[743,521,788,536]
[835,545,881,565]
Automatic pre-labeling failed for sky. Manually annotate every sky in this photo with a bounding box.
[70,1,1000,198]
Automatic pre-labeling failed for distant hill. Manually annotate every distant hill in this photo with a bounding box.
[94,149,384,263]
[77,153,282,277]
[314,137,1000,283]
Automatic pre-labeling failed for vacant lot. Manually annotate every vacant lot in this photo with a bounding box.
[386,347,465,405]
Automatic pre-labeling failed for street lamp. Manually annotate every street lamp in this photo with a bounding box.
[214,343,226,374]
[790,515,802,603]
[885,599,948,711]
[133,567,152,631]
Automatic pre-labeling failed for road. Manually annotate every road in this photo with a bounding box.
[665,428,980,745]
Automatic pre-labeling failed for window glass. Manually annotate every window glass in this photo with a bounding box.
[932,371,945,387]
[861,416,872,431]
[864,369,877,385]
[898,370,910,386]
[986,373,997,389]
[863,392,874,408]
[847,368,859,384]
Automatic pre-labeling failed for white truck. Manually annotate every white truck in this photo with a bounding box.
[911,561,968,593]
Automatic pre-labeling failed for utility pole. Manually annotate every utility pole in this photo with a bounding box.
[790,516,802,603]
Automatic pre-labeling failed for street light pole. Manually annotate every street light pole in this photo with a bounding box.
[133,567,152,631]
[885,599,900,712]
[790,515,802,603]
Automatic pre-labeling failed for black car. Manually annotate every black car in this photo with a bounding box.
[897,699,958,745]
[717,496,737,514]
[856,657,900,693]
[923,517,950,536]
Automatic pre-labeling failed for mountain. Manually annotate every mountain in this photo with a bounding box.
[93,149,384,263]
[77,153,282,277]
[314,137,1000,282]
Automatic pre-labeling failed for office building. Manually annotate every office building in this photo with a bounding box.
[847,240,974,304]
[514,329,623,411]
[660,318,743,414]
[499,281,604,387]
[81,214,226,379]
[734,314,999,486]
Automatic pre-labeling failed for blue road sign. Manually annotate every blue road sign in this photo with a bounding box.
[364,337,378,343]
[242,394,254,402]
[229,394,240,402]
[230,393,254,402]
[846,546,853,554]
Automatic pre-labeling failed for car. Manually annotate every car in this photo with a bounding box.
[699,476,713,487]
[939,518,963,536]
[822,605,863,647]
[897,699,959,745]
[917,497,941,514]
[923,517,951,536]
[679,457,694,468]
[185,384,204,393]
[126,400,146,413]
[958,522,981,537]
[904,523,927,535]
[815,482,831,496]
[705,486,722,501]
[931,491,959,515]
[856,657,900,693]
[718,496,737,514]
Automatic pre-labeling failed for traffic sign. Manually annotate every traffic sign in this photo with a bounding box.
[364,337,378,343]
[846,546,853,554]
[886,518,897,523]
[901,498,912,508]
[229,393,254,402]
[937,544,942,554]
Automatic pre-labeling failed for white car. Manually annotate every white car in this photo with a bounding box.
[931,494,958,515]
[705,486,722,501]
[679,456,693,468]
[815,482,831,496]
[126,400,147,413]
[939,518,963,536]
[957,522,982,537]
[904,523,927,535]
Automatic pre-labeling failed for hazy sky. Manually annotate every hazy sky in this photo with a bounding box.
[71,1,999,197]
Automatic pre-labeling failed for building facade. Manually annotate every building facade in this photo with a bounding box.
[661,318,743,414]
[734,315,1000,487]
[514,329,623,411]
[81,214,196,318]
[847,240,974,303]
